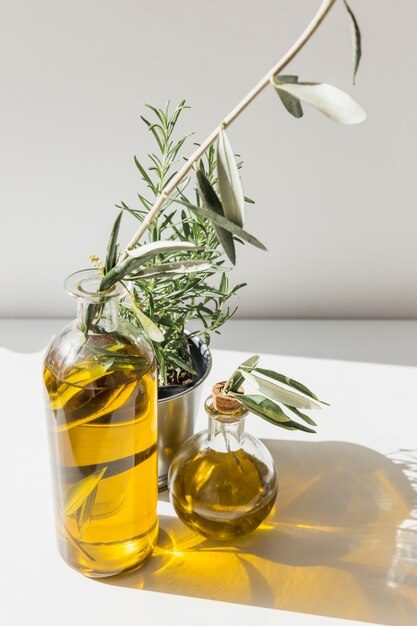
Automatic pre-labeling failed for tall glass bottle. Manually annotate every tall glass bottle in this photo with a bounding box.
[168,383,278,540]
[43,270,158,577]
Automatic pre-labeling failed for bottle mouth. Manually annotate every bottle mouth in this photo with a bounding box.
[205,392,248,422]
[64,269,125,303]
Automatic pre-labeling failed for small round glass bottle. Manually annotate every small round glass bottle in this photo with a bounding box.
[168,383,278,540]
[43,270,158,577]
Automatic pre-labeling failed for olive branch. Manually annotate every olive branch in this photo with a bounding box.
[84,0,364,382]
[99,0,363,294]
[118,0,362,260]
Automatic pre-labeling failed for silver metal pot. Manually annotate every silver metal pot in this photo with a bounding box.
[157,336,212,490]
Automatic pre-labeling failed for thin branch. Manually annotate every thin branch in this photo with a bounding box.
[120,0,337,260]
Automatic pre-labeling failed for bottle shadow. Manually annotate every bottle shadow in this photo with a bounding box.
[103,440,417,625]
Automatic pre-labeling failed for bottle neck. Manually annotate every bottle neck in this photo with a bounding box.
[208,415,246,452]
[205,394,248,453]
[77,299,119,333]
[65,270,124,334]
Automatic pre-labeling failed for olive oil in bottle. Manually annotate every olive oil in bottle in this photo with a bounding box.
[43,270,158,577]
[168,388,278,540]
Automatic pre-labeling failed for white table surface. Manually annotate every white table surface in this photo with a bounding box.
[1,320,416,626]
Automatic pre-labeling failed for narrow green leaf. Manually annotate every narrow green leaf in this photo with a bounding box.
[196,169,236,265]
[63,467,107,516]
[127,260,212,280]
[160,210,177,231]
[343,0,362,84]
[57,382,137,431]
[229,393,315,433]
[101,241,199,290]
[249,367,328,405]
[239,369,322,410]
[127,240,198,260]
[143,102,166,124]
[95,342,125,353]
[273,75,304,118]
[181,210,191,238]
[217,128,245,227]
[134,156,156,190]
[76,484,98,537]
[174,198,267,251]
[137,194,152,209]
[90,347,147,367]
[219,272,228,294]
[129,300,164,342]
[284,405,317,426]
[100,257,139,290]
[244,196,255,205]
[140,115,163,150]
[114,243,120,265]
[169,354,197,376]
[225,355,260,393]
[119,204,144,222]
[229,282,247,297]
[228,393,290,423]
[273,80,366,125]
[104,211,122,273]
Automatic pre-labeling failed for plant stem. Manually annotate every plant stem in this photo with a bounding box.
[121,0,337,259]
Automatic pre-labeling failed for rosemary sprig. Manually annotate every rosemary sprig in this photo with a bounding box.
[96,102,249,385]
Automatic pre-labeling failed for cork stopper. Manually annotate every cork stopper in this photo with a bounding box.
[212,381,244,413]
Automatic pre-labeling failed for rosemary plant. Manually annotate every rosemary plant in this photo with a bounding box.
[115,101,251,384]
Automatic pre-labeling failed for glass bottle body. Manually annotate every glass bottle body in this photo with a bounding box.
[168,395,278,540]
[43,270,158,577]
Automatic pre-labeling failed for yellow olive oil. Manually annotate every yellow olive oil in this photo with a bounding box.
[170,443,277,540]
[44,343,158,578]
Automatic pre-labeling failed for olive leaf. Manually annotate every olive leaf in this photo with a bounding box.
[228,392,316,433]
[217,128,245,227]
[272,80,366,125]
[174,197,266,251]
[126,260,212,280]
[100,354,148,372]
[239,369,322,410]
[100,241,200,290]
[224,354,260,393]
[76,484,98,537]
[196,169,236,265]
[63,467,107,516]
[273,75,304,118]
[343,0,362,84]
[95,342,125,353]
[57,383,136,431]
[88,346,148,372]
[62,524,96,561]
[127,240,198,260]
[247,366,328,404]
[49,363,110,411]
[284,405,317,426]
[128,298,164,343]
[104,211,123,274]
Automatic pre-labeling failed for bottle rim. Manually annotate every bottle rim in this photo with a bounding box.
[64,269,125,303]
[204,394,248,422]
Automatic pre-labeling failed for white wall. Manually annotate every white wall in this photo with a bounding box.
[1,0,416,318]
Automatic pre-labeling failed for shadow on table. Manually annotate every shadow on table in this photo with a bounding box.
[104,440,417,626]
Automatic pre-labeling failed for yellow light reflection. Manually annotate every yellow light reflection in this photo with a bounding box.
[103,441,417,626]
